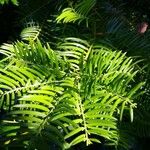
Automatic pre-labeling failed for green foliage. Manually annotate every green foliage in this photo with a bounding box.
[0,38,144,149]
[56,0,96,25]
[56,7,85,24]
[21,24,41,42]
[0,0,149,149]
[0,0,18,5]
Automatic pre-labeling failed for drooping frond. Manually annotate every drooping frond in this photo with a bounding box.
[0,0,148,149]
[0,38,144,149]
[18,20,63,46]
[56,0,96,25]
[0,40,66,71]
[56,7,85,24]
[75,0,96,16]
[0,65,51,112]
[20,23,41,41]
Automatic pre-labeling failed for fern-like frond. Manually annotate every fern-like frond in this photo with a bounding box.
[57,38,144,122]
[75,0,96,16]
[56,7,85,24]
[0,65,50,112]
[0,40,66,71]
[0,38,144,149]
[56,0,96,25]
[21,23,41,41]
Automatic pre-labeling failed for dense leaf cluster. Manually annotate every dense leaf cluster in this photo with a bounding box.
[0,0,149,150]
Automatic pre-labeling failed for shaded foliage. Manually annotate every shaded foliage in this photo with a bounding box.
[0,0,150,150]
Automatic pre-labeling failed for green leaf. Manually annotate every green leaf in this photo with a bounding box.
[88,128,111,139]
[19,95,54,107]
[90,138,101,143]
[120,101,126,121]
[130,105,134,122]
[13,104,50,112]
[65,127,84,139]
[9,110,47,118]
[87,120,116,129]
[70,134,86,146]
[128,82,145,98]
[51,113,75,121]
